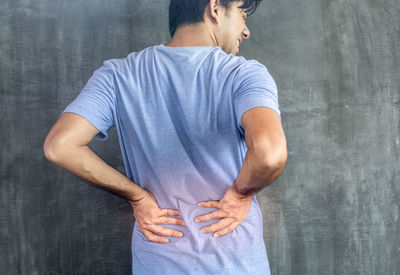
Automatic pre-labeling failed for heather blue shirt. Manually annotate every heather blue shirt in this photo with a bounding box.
[61,43,280,275]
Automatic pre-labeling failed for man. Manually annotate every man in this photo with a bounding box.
[43,0,287,274]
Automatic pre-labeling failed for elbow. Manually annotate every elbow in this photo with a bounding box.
[43,140,56,162]
[248,139,288,174]
[43,136,63,163]
[262,145,288,173]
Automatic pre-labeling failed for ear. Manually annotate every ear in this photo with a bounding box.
[207,0,223,24]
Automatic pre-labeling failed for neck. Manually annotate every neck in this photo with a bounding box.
[165,24,218,47]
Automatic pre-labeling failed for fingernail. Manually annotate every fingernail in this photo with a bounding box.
[213,233,219,238]
[194,218,199,223]
[197,202,202,206]
[177,232,183,237]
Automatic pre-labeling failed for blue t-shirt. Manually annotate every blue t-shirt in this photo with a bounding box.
[61,43,280,275]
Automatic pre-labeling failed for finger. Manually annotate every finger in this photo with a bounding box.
[158,216,187,226]
[194,209,226,223]
[213,221,240,238]
[199,217,235,234]
[142,228,170,243]
[197,200,219,208]
[160,208,181,217]
[151,224,184,238]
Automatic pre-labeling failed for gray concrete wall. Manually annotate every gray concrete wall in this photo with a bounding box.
[1,0,399,274]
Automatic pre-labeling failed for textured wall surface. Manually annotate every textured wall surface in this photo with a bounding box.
[1,0,399,274]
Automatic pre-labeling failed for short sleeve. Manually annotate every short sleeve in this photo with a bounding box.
[60,60,116,141]
[232,60,280,135]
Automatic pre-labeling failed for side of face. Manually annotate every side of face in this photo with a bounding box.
[218,1,250,55]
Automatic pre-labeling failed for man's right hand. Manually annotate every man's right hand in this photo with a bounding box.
[129,190,186,243]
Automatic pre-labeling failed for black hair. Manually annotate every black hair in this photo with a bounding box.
[168,0,263,37]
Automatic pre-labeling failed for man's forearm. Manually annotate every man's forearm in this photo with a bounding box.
[45,144,147,202]
[232,147,286,198]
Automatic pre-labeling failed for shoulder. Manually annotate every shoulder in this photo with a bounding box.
[235,58,271,79]
[230,57,276,91]
[213,49,272,80]
[100,57,126,75]
[103,45,156,75]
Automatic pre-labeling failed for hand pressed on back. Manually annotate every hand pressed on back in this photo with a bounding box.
[129,190,187,244]
[193,107,287,238]
[193,185,253,238]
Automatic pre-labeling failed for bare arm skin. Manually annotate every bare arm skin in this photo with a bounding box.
[43,112,186,243]
[195,107,287,238]
[43,112,147,202]
[232,106,288,197]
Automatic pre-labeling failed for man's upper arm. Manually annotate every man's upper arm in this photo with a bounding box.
[43,112,101,159]
[241,107,287,167]
[232,59,287,165]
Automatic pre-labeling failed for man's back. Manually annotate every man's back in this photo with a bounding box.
[59,43,280,274]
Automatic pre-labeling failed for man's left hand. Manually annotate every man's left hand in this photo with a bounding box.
[193,185,254,238]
